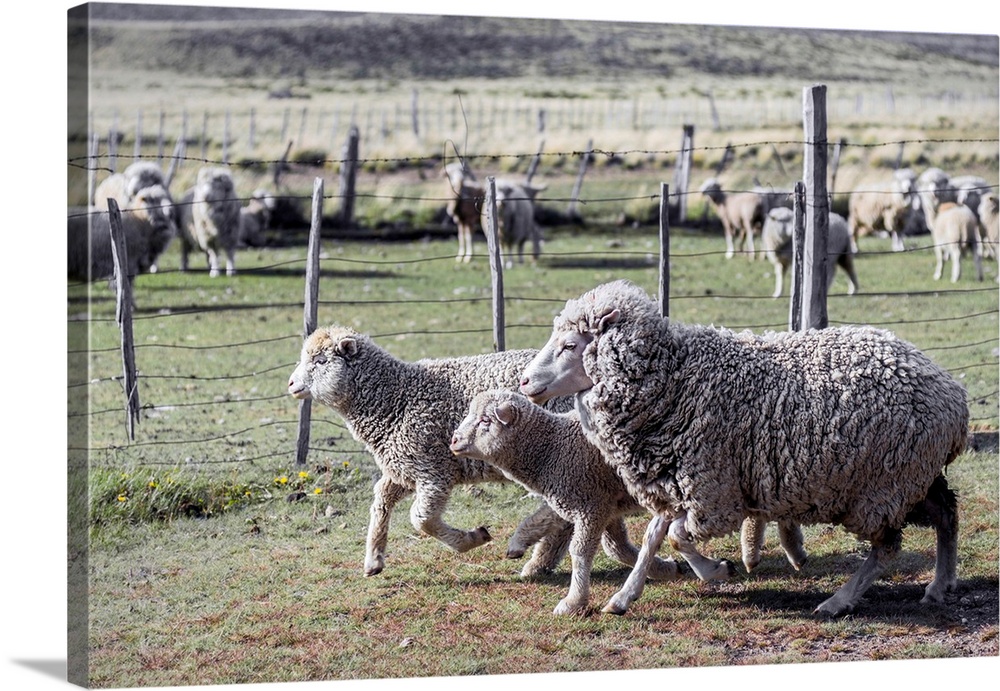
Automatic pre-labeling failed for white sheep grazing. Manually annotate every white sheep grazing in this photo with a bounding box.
[931,202,984,282]
[68,184,177,284]
[238,189,275,248]
[287,325,574,577]
[177,167,242,277]
[486,183,542,268]
[761,207,859,298]
[451,390,682,614]
[978,192,998,260]
[520,279,967,617]
[846,168,917,253]
[699,178,765,260]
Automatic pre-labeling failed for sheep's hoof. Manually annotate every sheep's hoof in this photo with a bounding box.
[553,599,588,616]
[363,564,384,577]
[477,526,493,543]
[506,547,526,559]
[601,600,628,616]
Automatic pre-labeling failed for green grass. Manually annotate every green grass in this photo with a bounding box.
[72,216,999,686]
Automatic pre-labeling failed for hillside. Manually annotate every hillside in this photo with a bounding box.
[77,4,999,88]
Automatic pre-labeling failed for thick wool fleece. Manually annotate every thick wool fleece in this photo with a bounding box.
[561,280,968,543]
[297,325,555,489]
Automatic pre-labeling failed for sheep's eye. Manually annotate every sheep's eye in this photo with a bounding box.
[478,415,491,428]
[313,355,328,366]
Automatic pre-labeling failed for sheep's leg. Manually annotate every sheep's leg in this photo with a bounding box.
[602,514,670,615]
[723,221,736,259]
[364,475,412,576]
[778,519,808,571]
[409,482,492,553]
[740,516,767,572]
[891,230,905,252]
[521,522,573,578]
[668,514,735,581]
[839,255,860,295]
[206,247,221,278]
[908,475,959,604]
[951,245,963,283]
[508,501,566,559]
[772,263,784,299]
[933,246,945,280]
[814,526,901,617]
[554,521,604,615]
[600,517,680,581]
[224,246,236,277]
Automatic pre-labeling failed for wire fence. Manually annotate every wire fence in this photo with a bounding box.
[68,131,1000,473]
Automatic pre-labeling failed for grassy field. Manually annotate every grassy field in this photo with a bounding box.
[65,7,999,688]
[71,218,998,687]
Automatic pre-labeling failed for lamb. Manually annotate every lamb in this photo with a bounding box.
[761,207,859,298]
[699,178,765,260]
[238,188,275,248]
[485,183,542,268]
[450,390,682,614]
[177,167,242,277]
[846,168,918,252]
[287,325,575,577]
[930,202,984,282]
[978,192,998,260]
[68,184,177,284]
[519,279,967,617]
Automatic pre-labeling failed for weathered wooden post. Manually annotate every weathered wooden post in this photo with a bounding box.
[133,110,143,162]
[789,181,806,332]
[525,138,545,184]
[107,199,140,441]
[338,126,360,229]
[295,178,325,468]
[483,176,506,352]
[800,84,830,331]
[672,124,694,223]
[659,182,670,319]
[411,88,420,137]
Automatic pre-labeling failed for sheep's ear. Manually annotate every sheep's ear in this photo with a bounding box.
[596,308,621,334]
[493,401,516,426]
[335,336,359,359]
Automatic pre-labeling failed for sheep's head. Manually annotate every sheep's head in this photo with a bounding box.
[698,178,724,203]
[131,185,177,235]
[288,326,363,411]
[449,390,523,461]
[123,162,167,199]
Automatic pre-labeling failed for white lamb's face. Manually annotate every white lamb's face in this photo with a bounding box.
[449,394,516,461]
[520,329,594,404]
[287,329,358,410]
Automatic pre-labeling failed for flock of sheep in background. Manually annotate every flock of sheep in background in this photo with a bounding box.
[699,165,998,289]
[67,160,276,285]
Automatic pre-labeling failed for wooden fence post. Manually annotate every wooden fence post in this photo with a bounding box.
[525,138,545,184]
[483,177,506,352]
[338,126,360,228]
[133,110,142,162]
[411,88,420,136]
[672,125,694,223]
[789,181,806,332]
[295,178,325,468]
[88,133,99,206]
[107,199,140,441]
[659,182,670,319]
[800,84,830,331]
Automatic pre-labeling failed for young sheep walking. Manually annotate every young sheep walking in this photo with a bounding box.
[451,390,682,615]
[520,280,967,617]
[287,325,575,576]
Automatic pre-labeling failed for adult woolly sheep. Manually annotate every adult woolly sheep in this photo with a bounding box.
[177,167,242,277]
[761,207,859,298]
[846,168,918,253]
[699,178,765,260]
[519,279,967,617]
[68,184,177,285]
[450,389,683,614]
[484,183,543,268]
[930,202,984,282]
[287,325,574,577]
